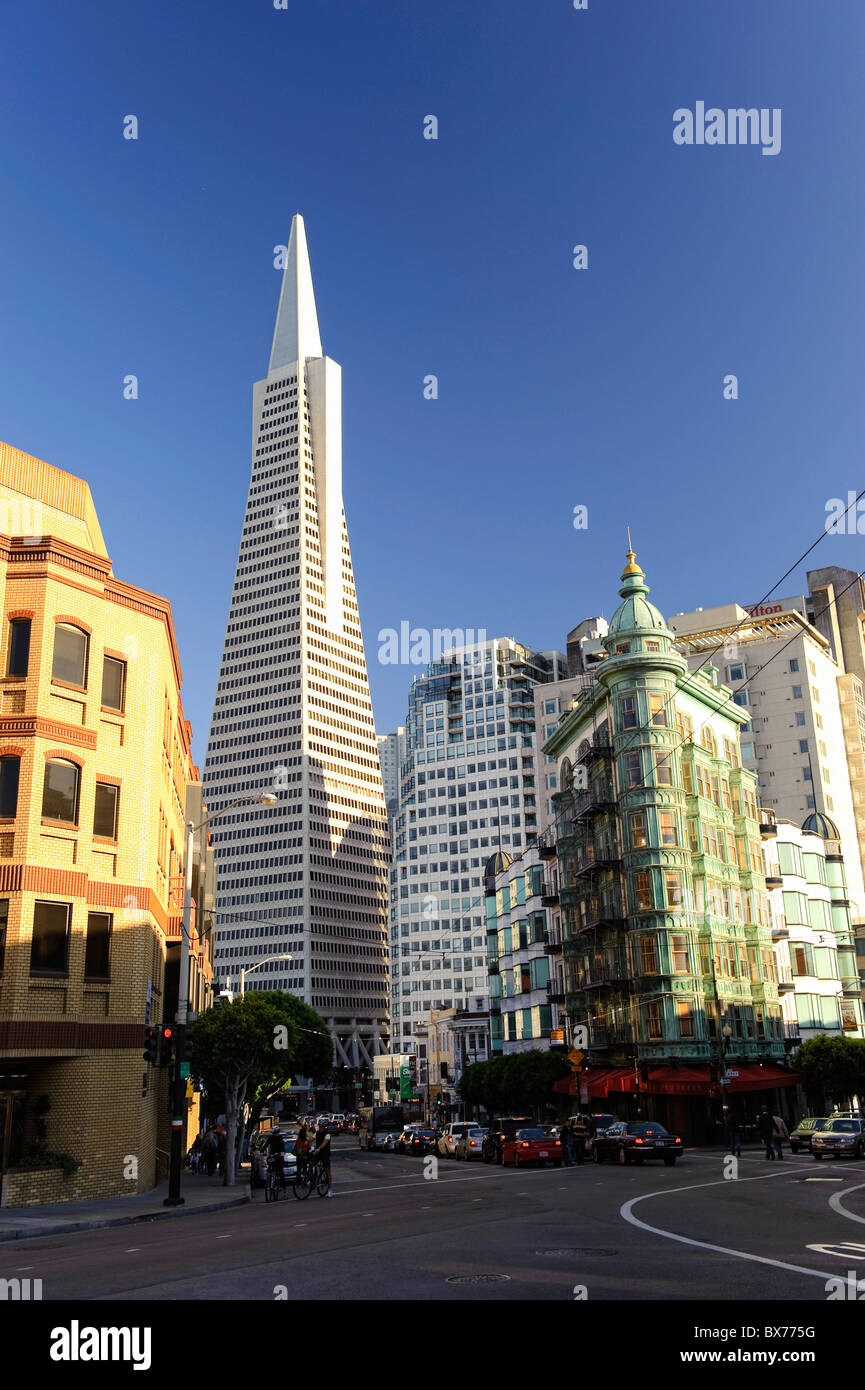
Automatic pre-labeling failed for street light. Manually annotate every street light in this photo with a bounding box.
[240,954,293,996]
[164,791,278,1207]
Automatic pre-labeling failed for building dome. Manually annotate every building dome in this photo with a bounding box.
[606,546,670,638]
[801,811,841,840]
[484,850,512,878]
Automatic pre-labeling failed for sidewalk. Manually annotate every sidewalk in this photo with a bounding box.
[0,1168,250,1243]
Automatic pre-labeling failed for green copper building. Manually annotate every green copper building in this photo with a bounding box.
[544,548,795,1140]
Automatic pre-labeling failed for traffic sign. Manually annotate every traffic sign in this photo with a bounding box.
[568,1049,585,1067]
[179,1062,190,1079]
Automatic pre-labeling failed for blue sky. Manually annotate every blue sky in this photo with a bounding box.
[1,1,863,758]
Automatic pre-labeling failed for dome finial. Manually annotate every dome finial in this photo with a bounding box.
[621,526,642,579]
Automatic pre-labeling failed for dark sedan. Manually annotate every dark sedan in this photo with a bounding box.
[405,1128,438,1156]
[594,1121,683,1166]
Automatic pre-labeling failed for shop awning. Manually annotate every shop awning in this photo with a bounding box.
[726,1063,801,1092]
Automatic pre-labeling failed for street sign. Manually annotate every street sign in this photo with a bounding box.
[179,1062,190,1079]
[724,1070,739,1079]
[568,1048,585,1067]
[719,1078,731,1086]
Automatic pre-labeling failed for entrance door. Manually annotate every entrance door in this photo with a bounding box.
[0,1091,26,1175]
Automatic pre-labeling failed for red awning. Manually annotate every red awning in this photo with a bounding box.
[552,1074,578,1096]
[726,1063,801,1092]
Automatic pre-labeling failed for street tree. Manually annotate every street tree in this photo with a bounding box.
[793,1034,865,1113]
[189,991,329,1185]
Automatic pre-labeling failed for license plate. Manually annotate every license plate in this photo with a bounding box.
[539,1150,548,1157]
[655,1142,664,1147]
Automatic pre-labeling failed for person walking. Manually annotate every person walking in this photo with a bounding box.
[559,1120,574,1167]
[313,1119,334,1197]
[201,1126,218,1176]
[757,1106,775,1160]
[726,1115,742,1159]
[571,1115,588,1166]
[772,1113,789,1160]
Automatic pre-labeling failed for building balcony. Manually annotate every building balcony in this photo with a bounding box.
[544,931,563,954]
[783,1021,801,1045]
[538,839,557,860]
[573,848,621,876]
[759,809,778,838]
[764,874,783,888]
[541,885,559,906]
[771,924,789,940]
[572,787,617,819]
[776,965,794,991]
[580,734,614,762]
[546,988,566,1003]
[571,903,626,933]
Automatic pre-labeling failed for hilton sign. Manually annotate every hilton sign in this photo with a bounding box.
[745,596,805,619]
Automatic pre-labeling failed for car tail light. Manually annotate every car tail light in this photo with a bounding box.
[675,1137,681,1144]
[634,1138,643,1145]
[522,1142,530,1148]
[554,1141,561,1147]
[470,1140,476,1147]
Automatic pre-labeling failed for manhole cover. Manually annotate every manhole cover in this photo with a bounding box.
[446,1273,511,1285]
[536,1247,618,1257]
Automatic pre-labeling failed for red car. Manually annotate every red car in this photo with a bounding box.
[501,1128,563,1168]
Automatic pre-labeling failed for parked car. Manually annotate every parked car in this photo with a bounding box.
[249,1132,298,1188]
[381,1132,403,1152]
[812,1117,865,1160]
[454,1127,485,1160]
[482,1116,534,1165]
[405,1128,438,1155]
[437,1122,480,1159]
[594,1121,683,1166]
[501,1127,563,1168]
[789,1117,828,1154]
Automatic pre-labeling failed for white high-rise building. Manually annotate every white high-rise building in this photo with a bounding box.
[377,728,406,816]
[203,216,390,1065]
[389,637,566,1053]
[671,602,865,920]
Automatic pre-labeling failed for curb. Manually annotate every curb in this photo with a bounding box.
[0,1192,251,1243]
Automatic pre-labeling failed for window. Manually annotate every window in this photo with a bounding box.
[729,665,744,682]
[30,900,71,974]
[0,757,20,817]
[635,872,653,911]
[649,694,666,727]
[646,1001,663,1038]
[624,752,641,788]
[7,618,30,676]
[677,1001,695,1038]
[671,934,689,971]
[640,935,658,973]
[702,728,717,756]
[42,760,80,825]
[84,911,112,978]
[665,872,683,908]
[659,811,678,846]
[789,659,799,673]
[630,811,648,849]
[646,640,660,652]
[733,690,748,707]
[544,700,557,715]
[653,753,672,786]
[799,739,808,754]
[619,695,637,730]
[792,685,802,700]
[676,712,694,744]
[101,657,126,712]
[614,643,631,655]
[94,782,119,839]
[52,624,89,687]
[682,762,693,794]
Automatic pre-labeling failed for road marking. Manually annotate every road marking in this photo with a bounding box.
[620,1169,836,1285]
[124,1248,140,1252]
[216,1235,231,1240]
[14,1265,33,1271]
[806,1241,865,1259]
[829,1180,865,1227]
[295,1223,307,1227]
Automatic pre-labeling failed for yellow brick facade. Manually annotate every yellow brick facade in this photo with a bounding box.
[0,442,212,1204]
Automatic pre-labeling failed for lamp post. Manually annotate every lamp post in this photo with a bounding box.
[164,791,278,1206]
[240,954,293,996]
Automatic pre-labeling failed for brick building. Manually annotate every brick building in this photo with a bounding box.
[0,442,212,1204]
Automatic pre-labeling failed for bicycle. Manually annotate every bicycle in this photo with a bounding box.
[264,1155,288,1202]
[292,1153,330,1200]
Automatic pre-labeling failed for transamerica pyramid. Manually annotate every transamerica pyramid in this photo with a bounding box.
[203,215,390,1067]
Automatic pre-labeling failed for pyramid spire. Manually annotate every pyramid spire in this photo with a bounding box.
[269,214,322,371]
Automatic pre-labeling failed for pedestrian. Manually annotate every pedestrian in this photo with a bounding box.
[772,1113,789,1160]
[201,1126,218,1176]
[757,1106,775,1160]
[559,1120,574,1167]
[571,1115,588,1166]
[726,1115,742,1159]
[313,1119,334,1197]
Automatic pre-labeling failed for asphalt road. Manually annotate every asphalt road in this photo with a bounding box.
[5,1138,865,1301]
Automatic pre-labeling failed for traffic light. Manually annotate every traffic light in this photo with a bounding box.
[158,1025,175,1067]
[143,1026,158,1064]
[179,1029,194,1064]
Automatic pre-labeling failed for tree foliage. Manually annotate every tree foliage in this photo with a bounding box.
[457,1050,571,1117]
[189,991,331,1185]
[793,1034,865,1111]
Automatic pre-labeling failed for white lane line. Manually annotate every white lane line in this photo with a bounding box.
[829,1180,865,1226]
[14,1265,34,1271]
[124,1248,140,1252]
[216,1235,231,1240]
[619,1169,836,1284]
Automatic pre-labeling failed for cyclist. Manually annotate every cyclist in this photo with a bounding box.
[293,1123,312,1179]
[312,1119,334,1197]
[266,1127,287,1193]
